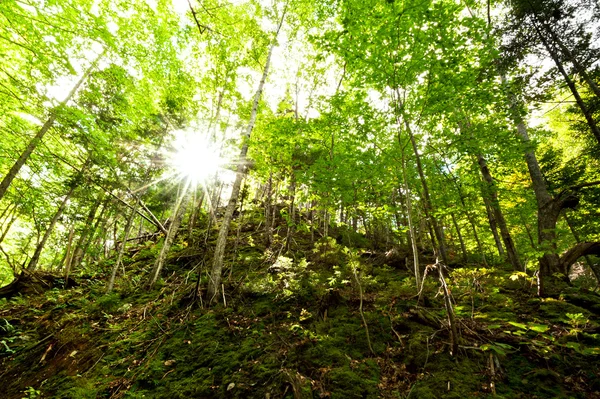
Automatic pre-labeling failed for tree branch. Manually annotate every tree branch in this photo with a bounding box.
[569,180,600,191]
[561,242,600,273]
[187,0,215,35]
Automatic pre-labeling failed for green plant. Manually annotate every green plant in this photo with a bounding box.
[565,313,588,334]
[0,318,14,334]
[267,256,313,298]
[21,386,41,399]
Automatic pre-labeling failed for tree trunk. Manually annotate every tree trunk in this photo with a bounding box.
[79,200,109,266]
[285,172,296,251]
[63,225,76,281]
[265,172,274,248]
[61,225,75,271]
[501,74,599,294]
[0,209,17,247]
[207,8,287,303]
[188,189,205,241]
[70,196,102,271]
[476,154,523,270]
[108,198,139,292]
[27,184,77,271]
[0,54,102,203]
[400,148,421,290]
[395,99,448,264]
[564,213,600,284]
[441,163,487,265]
[149,183,191,287]
[533,24,600,145]
[484,199,505,257]
[451,213,468,263]
[468,216,488,266]
[534,15,600,101]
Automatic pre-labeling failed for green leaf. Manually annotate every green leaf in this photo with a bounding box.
[508,321,528,330]
[529,324,550,333]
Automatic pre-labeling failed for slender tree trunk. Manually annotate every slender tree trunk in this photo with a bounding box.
[188,190,205,242]
[468,216,487,266]
[400,150,420,290]
[451,213,468,263]
[519,212,537,250]
[0,209,17,247]
[395,99,448,264]
[484,199,505,257]
[27,184,77,271]
[108,198,140,292]
[149,183,191,287]
[534,16,600,101]
[0,54,102,203]
[438,263,459,356]
[440,163,487,265]
[80,200,109,266]
[63,225,76,280]
[501,74,589,294]
[207,7,287,303]
[265,172,274,247]
[310,203,315,243]
[0,203,16,226]
[70,197,102,271]
[532,25,600,145]
[476,154,523,270]
[285,172,296,251]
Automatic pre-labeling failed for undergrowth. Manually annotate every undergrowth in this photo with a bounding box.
[1,228,600,398]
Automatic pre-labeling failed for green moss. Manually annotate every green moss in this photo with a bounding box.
[328,363,379,398]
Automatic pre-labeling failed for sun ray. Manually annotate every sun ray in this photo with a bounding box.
[167,130,225,187]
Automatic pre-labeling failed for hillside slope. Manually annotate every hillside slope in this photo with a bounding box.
[1,221,600,399]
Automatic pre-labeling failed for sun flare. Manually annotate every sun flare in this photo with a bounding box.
[168,130,223,185]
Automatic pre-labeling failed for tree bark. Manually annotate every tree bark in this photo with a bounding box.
[70,196,102,271]
[451,213,468,263]
[63,224,76,281]
[27,184,77,272]
[285,172,296,251]
[564,213,600,283]
[533,15,600,101]
[400,148,421,290]
[207,7,287,303]
[559,242,600,274]
[394,97,448,264]
[108,197,139,292]
[188,189,205,242]
[79,200,109,266]
[0,209,17,247]
[476,154,523,270]
[265,172,274,248]
[61,225,75,271]
[484,199,505,258]
[501,74,600,294]
[149,183,191,287]
[0,53,102,203]
[532,23,600,145]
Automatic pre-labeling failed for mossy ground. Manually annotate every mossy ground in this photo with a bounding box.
[1,222,599,398]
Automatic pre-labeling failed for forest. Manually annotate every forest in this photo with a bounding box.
[0,0,600,397]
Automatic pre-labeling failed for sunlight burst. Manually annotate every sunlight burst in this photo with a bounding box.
[168,130,223,185]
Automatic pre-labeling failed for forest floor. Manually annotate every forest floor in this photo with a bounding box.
[1,216,600,398]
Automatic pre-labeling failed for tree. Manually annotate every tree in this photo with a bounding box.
[207,3,288,304]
